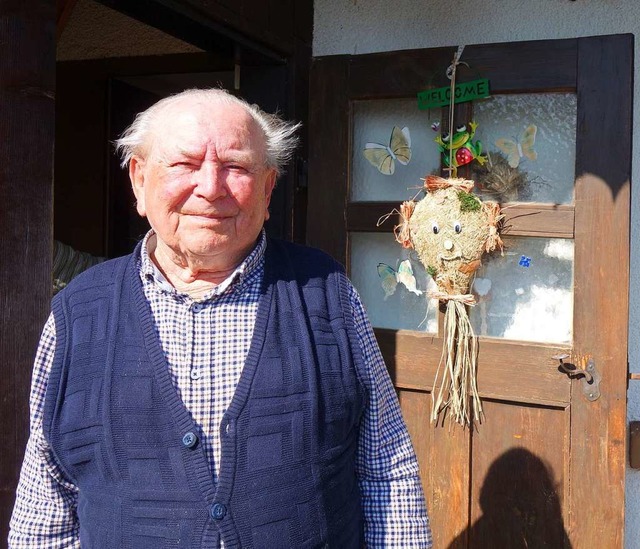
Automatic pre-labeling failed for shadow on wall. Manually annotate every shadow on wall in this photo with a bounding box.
[448,448,572,549]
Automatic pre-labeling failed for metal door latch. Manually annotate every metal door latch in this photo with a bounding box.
[553,354,602,401]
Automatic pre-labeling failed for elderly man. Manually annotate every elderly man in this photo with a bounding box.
[10,89,431,548]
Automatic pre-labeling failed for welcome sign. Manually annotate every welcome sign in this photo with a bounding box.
[417,78,490,110]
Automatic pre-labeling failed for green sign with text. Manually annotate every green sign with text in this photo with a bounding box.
[417,78,490,110]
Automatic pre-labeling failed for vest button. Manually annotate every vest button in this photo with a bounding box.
[210,503,226,520]
[182,431,198,448]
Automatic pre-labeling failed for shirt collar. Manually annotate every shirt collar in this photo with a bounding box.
[138,229,267,300]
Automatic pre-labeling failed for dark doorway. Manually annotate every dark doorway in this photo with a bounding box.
[106,64,293,258]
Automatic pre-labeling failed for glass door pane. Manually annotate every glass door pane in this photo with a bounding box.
[348,93,577,342]
[472,93,577,204]
[469,237,574,344]
[350,232,438,333]
[351,99,441,202]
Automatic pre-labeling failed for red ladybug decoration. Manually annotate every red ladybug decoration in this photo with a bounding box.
[456,147,474,167]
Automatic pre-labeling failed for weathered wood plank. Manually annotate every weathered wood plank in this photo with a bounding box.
[466,401,571,548]
[397,389,471,549]
[307,56,350,263]
[348,38,577,99]
[397,390,432,509]
[98,0,312,58]
[569,33,632,549]
[380,329,571,406]
[500,203,574,238]
[347,201,574,238]
[0,0,55,541]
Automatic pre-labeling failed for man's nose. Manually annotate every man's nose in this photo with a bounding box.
[193,163,227,201]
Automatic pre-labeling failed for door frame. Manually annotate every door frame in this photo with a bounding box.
[308,35,632,547]
[0,1,56,542]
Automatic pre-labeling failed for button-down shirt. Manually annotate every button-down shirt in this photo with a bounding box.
[9,231,432,548]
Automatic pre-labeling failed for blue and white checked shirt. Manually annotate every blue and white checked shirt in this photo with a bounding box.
[9,231,432,548]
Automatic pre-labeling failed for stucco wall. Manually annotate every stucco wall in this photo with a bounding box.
[313,1,639,546]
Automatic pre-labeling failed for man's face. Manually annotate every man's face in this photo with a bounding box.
[130,99,276,269]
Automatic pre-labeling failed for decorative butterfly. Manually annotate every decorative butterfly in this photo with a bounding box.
[363,126,412,175]
[377,260,423,300]
[495,124,537,168]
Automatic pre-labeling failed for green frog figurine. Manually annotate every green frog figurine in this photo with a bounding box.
[435,121,487,175]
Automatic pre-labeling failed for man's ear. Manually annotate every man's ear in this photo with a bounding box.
[263,169,277,221]
[129,156,147,217]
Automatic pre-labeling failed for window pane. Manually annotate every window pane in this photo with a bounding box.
[469,237,573,344]
[350,232,438,333]
[351,99,441,202]
[473,93,577,204]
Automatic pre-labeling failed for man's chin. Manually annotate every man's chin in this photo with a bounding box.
[182,234,233,256]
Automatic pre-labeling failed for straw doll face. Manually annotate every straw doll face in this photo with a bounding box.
[409,186,491,295]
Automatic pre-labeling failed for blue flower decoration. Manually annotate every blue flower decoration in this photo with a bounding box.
[519,255,532,268]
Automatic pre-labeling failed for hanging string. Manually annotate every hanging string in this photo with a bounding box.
[445,45,465,177]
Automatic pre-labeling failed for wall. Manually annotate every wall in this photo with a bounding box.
[313,0,639,546]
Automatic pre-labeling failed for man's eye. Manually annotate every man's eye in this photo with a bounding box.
[227,164,249,173]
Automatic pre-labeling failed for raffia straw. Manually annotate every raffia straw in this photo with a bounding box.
[482,201,505,254]
[427,290,476,307]
[431,300,484,427]
[377,208,400,227]
[393,200,416,249]
[423,175,474,193]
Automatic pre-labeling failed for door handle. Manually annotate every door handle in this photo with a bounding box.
[553,354,601,402]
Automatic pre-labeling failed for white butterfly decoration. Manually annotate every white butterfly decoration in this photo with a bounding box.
[363,126,412,176]
[495,124,537,168]
[377,259,422,300]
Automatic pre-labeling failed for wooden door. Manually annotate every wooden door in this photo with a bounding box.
[308,35,632,548]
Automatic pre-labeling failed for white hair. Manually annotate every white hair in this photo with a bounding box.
[114,88,300,175]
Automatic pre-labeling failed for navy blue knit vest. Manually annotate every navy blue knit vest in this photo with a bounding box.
[44,239,367,548]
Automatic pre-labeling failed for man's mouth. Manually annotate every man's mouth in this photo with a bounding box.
[184,212,233,220]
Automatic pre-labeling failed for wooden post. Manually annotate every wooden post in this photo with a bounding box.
[0,1,55,542]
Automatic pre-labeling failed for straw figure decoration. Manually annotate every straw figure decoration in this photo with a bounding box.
[395,175,504,427]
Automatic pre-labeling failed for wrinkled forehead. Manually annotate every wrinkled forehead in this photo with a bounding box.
[143,98,267,162]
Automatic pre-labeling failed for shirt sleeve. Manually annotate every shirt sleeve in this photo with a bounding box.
[9,314,81,549]
[350,285,433,548]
